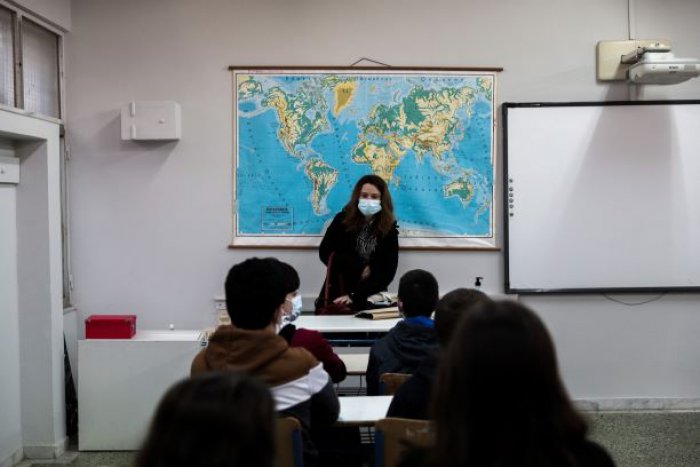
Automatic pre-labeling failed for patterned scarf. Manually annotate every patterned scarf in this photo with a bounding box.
[356,221,378,261]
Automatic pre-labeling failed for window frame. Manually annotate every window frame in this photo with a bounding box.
[0,0,65,122]
[0,4,17,107]
[20,16,62,119]
[0,0,71,307]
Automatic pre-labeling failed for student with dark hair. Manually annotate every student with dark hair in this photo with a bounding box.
[277,261,347,383]
[401,300,616,467]
[191,257,340,467]
[135,372,275,467]
[365,269,439,395]
[316,174,399,312]
[387,288,492,419]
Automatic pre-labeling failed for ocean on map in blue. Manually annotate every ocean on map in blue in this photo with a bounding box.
[235,72,494,238]
[393,149,491,237]
[238,101,256,113]
[312,109,369,217]
[237,109,323,235]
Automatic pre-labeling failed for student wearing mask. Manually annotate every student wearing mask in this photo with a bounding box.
[191,257,339,467]
[277,261,347,383]
[316,174,399,312]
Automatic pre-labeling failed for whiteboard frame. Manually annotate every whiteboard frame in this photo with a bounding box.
[503,100,700,295]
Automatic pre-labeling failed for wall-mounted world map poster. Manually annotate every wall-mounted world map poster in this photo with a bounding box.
[231,67,498,249]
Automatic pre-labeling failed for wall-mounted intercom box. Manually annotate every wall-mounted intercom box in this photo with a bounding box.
[120,101,181,141]
[0,156,19,184]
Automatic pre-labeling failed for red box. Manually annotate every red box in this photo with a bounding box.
[85,315,137,339]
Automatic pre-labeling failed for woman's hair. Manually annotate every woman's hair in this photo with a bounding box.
[342,174,396,236]
[431,300,588,467]
[135,372,276,467]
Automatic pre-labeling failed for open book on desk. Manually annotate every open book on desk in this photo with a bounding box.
[367,291,397,306]
[354,306,400,320]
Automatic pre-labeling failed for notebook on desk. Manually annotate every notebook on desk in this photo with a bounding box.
[354,306,400,320]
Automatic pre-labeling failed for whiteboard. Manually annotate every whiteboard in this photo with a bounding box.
[503,101,700,293]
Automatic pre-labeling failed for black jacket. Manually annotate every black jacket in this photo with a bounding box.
[386,351,438,419]
[318,211,399,310]
[366,320,438,395]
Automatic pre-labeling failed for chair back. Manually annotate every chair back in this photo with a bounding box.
[276,417,304,467]
[374,418,434,467]
[379,373,411,395]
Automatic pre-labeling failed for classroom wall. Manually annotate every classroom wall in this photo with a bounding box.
[66,0,700,402]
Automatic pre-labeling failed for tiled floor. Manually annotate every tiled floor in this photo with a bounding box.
[22,411,700,467]
[588,411,700,467]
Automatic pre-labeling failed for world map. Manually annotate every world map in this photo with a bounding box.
[233,69,496,248]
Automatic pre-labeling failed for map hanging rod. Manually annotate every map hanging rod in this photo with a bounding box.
[228,65,504,72]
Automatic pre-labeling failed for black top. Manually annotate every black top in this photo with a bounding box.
[398,439,617,467]
[386,352,438,420]
[317,211,399,309]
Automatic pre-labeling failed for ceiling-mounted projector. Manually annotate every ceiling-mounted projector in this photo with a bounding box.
[627,52,700,85]
[597,39,700,85]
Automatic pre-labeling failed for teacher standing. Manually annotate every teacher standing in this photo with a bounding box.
[316,174,399,312]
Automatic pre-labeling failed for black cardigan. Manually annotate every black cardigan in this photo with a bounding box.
[317,211,399,309]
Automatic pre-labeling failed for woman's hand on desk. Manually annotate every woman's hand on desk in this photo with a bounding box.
[333,295,353,305]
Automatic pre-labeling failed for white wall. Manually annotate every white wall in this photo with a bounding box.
[0,140,22,467]
[66,0,700,402]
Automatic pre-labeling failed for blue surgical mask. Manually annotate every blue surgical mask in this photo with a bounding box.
[358,198,381,216]
[286,294,303,322]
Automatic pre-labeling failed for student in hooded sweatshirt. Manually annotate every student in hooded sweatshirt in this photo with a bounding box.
[191,257,339,467]
[386,288,493,419]
[365,269,439,395]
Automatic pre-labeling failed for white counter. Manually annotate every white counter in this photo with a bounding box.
[78,331,202,450]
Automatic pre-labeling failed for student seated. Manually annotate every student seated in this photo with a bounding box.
[277,261,347,383]
[191,257,340,467]
[366,269,439,395]
[387,288,492,419]
[399,300,616,467]
[135,372,275,467]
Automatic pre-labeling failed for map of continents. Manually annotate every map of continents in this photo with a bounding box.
[234,70,495,245]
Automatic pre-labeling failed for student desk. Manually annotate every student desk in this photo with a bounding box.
[338,352,370,375]
[336,396,393,426]
[295,315,399,333]
[295,315,399,346]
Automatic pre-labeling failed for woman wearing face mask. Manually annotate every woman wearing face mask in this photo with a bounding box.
[278,261,348,383]
[316,174,399,313]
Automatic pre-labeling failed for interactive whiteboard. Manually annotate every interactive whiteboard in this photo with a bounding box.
[503,101,700,293]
